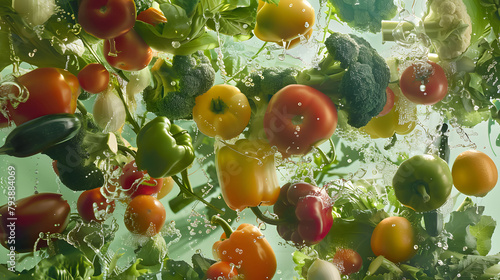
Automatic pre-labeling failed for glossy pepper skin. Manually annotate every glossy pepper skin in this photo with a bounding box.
[254,0,315,49]
[273,182,333,245]
[393,154,453,212]
[135,116,195,178]
[212,223,277,280]
[361,86,416,139]
[216,139,280,211]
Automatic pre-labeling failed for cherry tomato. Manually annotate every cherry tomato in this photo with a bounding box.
[452,150,498,197]
[157,177,175,200]
[78,0,136,39]
[78,63,110,94]
[0,193,70,252]
[5,68,80,125]
[204,261,239,280]
[378,86,395,116]
[104,28,153,71]
[124,195,166,236]
[77,188,116,222]
[263,84,338,157]
[119,160,163,198]
[370,216,417,263]
[137,7,168,26]
[399,61,448,105]
[332,248,363,275]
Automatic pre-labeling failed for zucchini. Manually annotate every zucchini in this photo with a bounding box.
[0,113,81,157]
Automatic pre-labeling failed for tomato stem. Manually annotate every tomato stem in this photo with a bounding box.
[250,207,287,226]
[117,144,136,158]
[172,170,225,215]
[211,215,233,238]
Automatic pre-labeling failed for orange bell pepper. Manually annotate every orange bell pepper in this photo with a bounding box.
[212,217,277,280]
[215,139,280,211]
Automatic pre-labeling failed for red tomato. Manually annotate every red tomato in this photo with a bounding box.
[400,61,448,105]
[103,28,153,71]
[124,195,166,236]
[205,261,239,280]
[378,87,395,116]
[78,0,136,39]
[119,160,163,198]
[332,248,363,275]
[137,7,168,26]
[0,193,70,252]
[78,63,110,94]
[77,188,116,222]
[263,84,338,157]
[5,68,80,125]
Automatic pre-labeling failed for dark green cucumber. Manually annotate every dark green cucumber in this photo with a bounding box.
[0,113,81,157]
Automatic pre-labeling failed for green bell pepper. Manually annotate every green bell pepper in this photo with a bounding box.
[135,116,195,178]
[392,154,452,212]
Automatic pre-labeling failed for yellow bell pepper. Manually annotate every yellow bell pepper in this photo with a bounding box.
[361,85,417,139]
[193,84,251,140]
[254,0,315,49]
[215,139,280,211]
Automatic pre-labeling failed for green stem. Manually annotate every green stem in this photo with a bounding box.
[250,207,287,226]
[114,84,141,134]
[251,42,268,60]
[415,184,430,203]
[117,145,136,158]
[384,134,397,150]
[211,215,233,238]
[456,197,474,212]
[172,170,224,215]
[77,100,88,115]
[210,97,228,114]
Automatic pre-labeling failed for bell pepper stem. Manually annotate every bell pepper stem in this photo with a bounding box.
[172,170,225,215]
[117,145,137,158]
[415,184,431,203]
[250,207,287,226]
[211,215,233,238]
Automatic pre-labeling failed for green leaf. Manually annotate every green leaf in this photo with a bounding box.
[17,253,95,280]
[469,215,497,256]
[445,205,484,254]
[442,253,500,279]
[191,253,216,277]
[158,259,200,280]
[173,0,201,16]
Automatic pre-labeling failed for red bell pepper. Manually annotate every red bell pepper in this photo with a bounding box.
[273,182,334,245]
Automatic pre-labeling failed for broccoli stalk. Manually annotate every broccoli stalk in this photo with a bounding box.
[236,68,297,140]
[143,51,216,120]
[381,0,472,60]
[296,32,390,128]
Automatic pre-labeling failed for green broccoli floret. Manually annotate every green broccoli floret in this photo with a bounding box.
[143,51,216,120]
[236,67,297,139]
[327,0,398,33]
[296,32,390,128]
[382,0,472,60]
